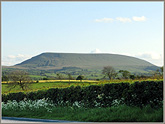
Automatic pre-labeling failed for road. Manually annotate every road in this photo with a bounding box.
[1,117,82,123]
[1,119,43,123]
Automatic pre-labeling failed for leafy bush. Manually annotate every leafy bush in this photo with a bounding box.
[2,92,26,103]
[123,81,163,108]
[2,81,163,108]
[76,75,84,81]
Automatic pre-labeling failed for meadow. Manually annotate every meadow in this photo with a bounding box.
[1,78,162,94]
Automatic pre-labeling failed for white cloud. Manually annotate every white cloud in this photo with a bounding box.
[132,16,146,21]
[91,48,102,53]
[2,54,32,66]
[95,16,147,23]
[7,55,16,59]
[135,52,161,60]
[116,17,132,23]
[2,61,13,66]
[95,18,114,23]
[119,53,133,56]
[134,52,163,66]
[117,52,163,66]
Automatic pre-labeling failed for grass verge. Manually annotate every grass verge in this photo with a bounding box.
[2,104,163,122]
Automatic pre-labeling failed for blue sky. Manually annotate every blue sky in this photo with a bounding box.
[2,2,164,66]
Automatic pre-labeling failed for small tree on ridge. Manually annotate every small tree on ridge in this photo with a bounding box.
[102,66,117,80]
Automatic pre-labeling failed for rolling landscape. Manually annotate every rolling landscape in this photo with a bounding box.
[2,2,163,122]
[2,52,160,80]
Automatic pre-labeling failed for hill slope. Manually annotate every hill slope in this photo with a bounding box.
[14,52,158,73]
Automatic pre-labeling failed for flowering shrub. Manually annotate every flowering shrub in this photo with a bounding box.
[111,99,124,107]
[2,98,54,113]
[2,81,163,108]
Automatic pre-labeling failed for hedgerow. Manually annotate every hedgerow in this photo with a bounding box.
[2,81,163,108]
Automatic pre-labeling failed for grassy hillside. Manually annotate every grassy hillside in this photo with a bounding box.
[15,52,158,71]
[2,53,160,80]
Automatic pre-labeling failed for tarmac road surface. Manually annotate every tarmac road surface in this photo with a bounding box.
[1,119,43,123]
[1,117,82,123]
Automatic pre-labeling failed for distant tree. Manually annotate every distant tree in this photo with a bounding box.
[152,68,162,79]
[160,66,163,76]
[130,74,135,80]
[67,73,74,81]
[2,75,9,82]
[56,73,63,81]
[160,66,163,71]
[102,66,117,80]
[118,70,131,79]
[140,75,148,79]
[7,70,32,91]
[43,77,48,80]
[76,75,84,81]
[96,79,100,81]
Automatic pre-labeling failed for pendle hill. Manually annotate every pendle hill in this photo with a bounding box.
[2,52,159,79]
[14,52,158,71]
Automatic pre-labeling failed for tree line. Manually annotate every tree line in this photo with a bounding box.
[2,66,163,91]
[102,66,163,80]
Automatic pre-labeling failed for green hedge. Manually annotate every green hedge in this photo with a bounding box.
[2,81,163,108]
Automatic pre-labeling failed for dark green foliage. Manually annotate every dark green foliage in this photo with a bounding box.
[102,66,117,80]
[2,71,9,81]
[45,88,60,104]
[43,77,48,80]
[27,90,47,101]
[82,85,102,107]
[2,75,9,81]
[67,86,83,104]
[130,74,135,80]
[2,81,163,109]
[2,92,26,103]
[76,75,84,81]
[123,81,163,108]
[119,70,131,79]
[160,67,163,74]
[100,83,130,107]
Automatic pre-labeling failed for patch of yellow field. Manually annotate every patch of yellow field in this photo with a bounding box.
[1,78,162,84]
[1,81,11,84]
[1,80,99,83]
[38,80,98,83]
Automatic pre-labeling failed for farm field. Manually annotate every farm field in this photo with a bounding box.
[2,80,98,94]
[1,79,162,94]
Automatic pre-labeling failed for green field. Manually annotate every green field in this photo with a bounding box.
[2,79,162,95]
